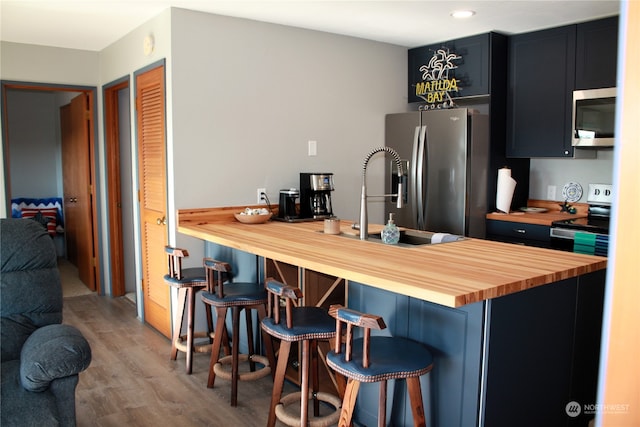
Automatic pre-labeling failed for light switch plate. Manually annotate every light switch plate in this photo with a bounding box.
[308,140,317,156]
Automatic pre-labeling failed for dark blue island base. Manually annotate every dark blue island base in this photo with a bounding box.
[184,212,607,427]
[348,270,605,427]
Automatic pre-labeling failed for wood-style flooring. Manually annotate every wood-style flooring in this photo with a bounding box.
[63,294,301,427]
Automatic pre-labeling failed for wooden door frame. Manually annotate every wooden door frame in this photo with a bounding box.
[103,78,129,297]
[1,81,102,295]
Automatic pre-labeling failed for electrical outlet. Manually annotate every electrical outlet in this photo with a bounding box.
[257,188,267,204]
[547,185,557,200]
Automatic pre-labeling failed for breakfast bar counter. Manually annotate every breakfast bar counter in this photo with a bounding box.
[178,206,607,427]
[178,206,606,308]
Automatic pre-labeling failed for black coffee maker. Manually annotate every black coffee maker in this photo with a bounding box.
[299,173,334,219]
[277,188,299,220]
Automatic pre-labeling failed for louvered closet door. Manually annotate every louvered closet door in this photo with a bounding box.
[136,64,170,337]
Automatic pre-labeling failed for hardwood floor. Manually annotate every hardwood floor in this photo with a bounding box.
[63,294,300,427]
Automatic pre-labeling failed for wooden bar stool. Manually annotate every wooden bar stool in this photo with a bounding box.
[326,304,434,427]
[163,246,218,374]
[201,258,275,407]
[261,278,341,427]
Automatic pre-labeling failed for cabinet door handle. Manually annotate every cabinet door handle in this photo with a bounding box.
[156,216,167,226]
[514,228,526,234]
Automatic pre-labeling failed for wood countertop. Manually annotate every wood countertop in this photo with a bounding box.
[178,206,607,309]
[485,211,587,226]
[486,199,589,226]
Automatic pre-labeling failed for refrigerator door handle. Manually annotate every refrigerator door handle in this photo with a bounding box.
[410,126,420,228]
[417,125,427,229]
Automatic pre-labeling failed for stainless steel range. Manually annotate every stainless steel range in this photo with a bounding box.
[550,184,612,255]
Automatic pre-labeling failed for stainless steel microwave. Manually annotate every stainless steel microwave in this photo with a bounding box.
[572,87,616,147]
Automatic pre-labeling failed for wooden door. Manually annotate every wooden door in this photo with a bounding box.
[136,64,171,337]
[61,93,96,290]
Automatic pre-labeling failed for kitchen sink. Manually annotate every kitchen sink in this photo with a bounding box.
[323,229,464,247]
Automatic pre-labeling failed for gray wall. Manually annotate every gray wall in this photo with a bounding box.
[169,9,408,255]
[529,152,614,202]
[6,90,79,199]
[0,42,99,85]
[6,90,62,198]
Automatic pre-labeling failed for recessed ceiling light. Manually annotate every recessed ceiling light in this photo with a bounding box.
[451,10,476,19]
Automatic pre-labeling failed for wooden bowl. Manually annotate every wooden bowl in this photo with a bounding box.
[234,213,272,224]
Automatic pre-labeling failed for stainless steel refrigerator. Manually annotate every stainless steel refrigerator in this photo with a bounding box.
[384,108,492,238]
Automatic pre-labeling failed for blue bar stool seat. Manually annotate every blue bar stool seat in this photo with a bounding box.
[163,246,217,374]
[326,304,434,427]
[261,278,341,427]
[201,259,275,407]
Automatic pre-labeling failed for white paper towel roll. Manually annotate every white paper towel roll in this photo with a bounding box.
[496,167,516,213]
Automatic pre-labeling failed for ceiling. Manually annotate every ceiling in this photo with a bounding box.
[0,0,620,51]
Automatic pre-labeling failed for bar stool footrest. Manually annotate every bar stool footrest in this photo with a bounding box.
[213,354,271,381]
[275,391,342,427]
[174,331,215,354]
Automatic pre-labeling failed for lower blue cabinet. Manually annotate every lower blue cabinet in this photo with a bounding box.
[348,269,604,427]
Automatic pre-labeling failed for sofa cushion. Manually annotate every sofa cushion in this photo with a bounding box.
[1,218,88,427]
[20,324,92,392]
[1,219,62,362]
[0,218,58,271]
[1,360,60,426]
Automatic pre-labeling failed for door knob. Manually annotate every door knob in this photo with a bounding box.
[156,216,167,225]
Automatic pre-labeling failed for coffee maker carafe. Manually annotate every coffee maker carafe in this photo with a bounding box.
[277,188,299,220]
[299,173,334,219]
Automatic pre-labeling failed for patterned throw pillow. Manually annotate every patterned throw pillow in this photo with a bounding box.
[21,208,58,236]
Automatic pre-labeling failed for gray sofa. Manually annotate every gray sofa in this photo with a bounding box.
[1,218,92,426]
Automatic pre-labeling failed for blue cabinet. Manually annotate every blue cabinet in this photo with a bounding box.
[507,25,577,158]
[575,16,619,90]
[506,16,618,158]
[348,270,604,427]
[482,272,605,427]
[486,219,551,248]
[408,32,506,103]
[348,282,485,427]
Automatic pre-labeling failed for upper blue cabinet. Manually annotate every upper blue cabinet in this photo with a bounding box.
[506,24,577,158]
[407,32,506,105]
[575,16,619,90]
[506,16,619,158]
[407,16,618,159]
